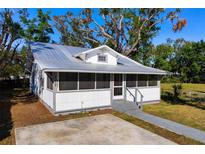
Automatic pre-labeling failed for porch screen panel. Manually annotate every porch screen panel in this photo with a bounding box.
[114,74,122,86]
[126,74,136,87]
[47,72,57,90]
[79,73,95,89]
[96,73,110,89]
[59,72,78,90]
[138,75,148,87]
[114,87,122,96]
[148,75,158,86]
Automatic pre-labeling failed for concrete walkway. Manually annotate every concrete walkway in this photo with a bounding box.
[112,101,205,144]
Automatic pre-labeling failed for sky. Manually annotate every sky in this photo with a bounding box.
[6,8,205,45]
[152,8,205,45]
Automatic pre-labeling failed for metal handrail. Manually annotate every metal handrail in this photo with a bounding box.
[135,88,144,110]
[126,87,136,103]
[125,87,144,110]
[136,88,143,99]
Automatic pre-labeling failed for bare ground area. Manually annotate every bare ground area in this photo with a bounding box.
[0,88,112,144]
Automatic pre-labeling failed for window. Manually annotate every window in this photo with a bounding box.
[47,72,57,90]
[59,72,78,90]
[98,55,107,62]
[79,73,95,89]
[96,73,110,89]
[138,75,147,87]
[148,75,158,86]
[126,74,136,87]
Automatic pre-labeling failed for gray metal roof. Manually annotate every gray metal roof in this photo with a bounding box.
[30,42,166,75]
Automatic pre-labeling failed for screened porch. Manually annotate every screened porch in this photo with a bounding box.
[43,71,160,113]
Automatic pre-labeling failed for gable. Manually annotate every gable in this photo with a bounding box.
[76,46,119,65]
[85,48,118,65]
[75,45,146,67]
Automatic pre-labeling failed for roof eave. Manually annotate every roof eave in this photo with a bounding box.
[41,68,167,75]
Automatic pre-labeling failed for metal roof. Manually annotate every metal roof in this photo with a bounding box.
[30,42,167,75]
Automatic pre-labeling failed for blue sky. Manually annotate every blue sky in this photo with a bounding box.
[152,8,205,44]
[8,8,205,45]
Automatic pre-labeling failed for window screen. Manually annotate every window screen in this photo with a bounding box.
[148,75,158,86]
[114,74,122,86]
[138,75,147,87]
[96,73,110,89]
[59,72,78,90]
[79,73,95,89]
[126,74,137,87]
[47,72,57,90]
[114,87,122,96]
[98,55,107,62]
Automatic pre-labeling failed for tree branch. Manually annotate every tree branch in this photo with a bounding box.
[126,9,160,57]
[92,19,118,46]
[83,36,100,44]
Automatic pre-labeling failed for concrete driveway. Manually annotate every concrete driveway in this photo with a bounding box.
[15,114,176,145]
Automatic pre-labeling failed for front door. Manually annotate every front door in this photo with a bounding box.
[113,74,124,100]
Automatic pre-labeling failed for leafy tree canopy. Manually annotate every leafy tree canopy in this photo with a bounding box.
[0,9,23,76]
[19,8,54,43]
[54,8,186,58]
[151,39,205,83]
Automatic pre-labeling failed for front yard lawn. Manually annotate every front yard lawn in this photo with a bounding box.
[113,111,203,145]
[0,87,203,145]
[143,83,205,131]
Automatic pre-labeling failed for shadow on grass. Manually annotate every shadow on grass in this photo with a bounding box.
[195,90,205,94]
[161,91,205,110]
[0,87,36,142]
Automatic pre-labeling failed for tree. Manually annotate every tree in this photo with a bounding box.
[19,9,54,43]
[175,40,205,83]
[0,9,23,76]
[152,43,174,71]
[54,8,186,59]
[155,39,205,83]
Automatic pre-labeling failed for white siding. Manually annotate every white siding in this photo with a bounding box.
[42,89,54,109]
[55,90,111,112]
[137,87,160,102]
[126,87,160,103]
[86,53,117,65]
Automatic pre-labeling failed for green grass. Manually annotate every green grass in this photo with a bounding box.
[144,83,205,131]
[113,111,203,145]
[161,83,205,93]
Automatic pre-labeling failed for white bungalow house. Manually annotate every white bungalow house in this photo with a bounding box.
[29,42,166,115]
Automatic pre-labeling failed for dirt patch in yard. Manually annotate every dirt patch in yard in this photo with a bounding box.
[0,88,112,144]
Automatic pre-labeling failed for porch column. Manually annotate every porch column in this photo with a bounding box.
[123,74,126,101]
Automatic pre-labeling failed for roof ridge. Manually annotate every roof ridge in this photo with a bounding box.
[30,41,91,50]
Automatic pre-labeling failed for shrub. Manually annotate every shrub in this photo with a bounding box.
[172,84,182,100]
[161,76,181,83]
